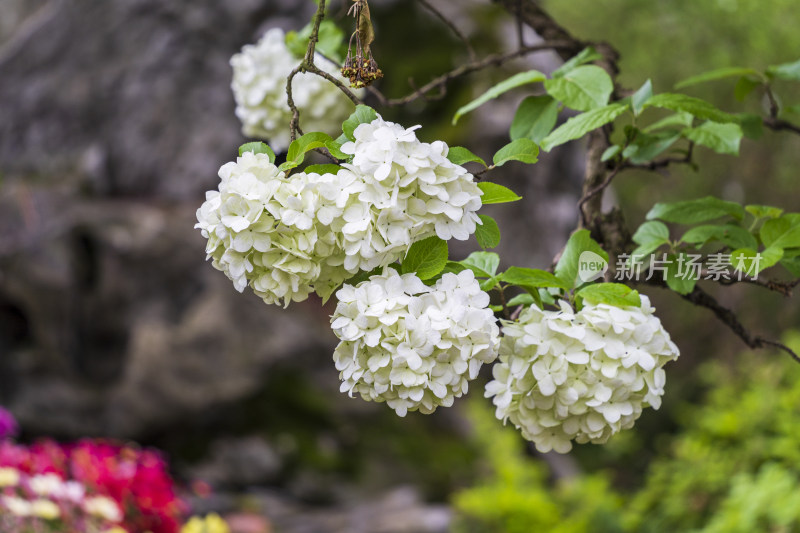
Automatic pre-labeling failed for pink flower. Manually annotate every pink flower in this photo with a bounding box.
[0,407,18,439]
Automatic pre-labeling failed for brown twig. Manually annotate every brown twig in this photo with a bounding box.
[764,117,800,135]
[415,0,477,61]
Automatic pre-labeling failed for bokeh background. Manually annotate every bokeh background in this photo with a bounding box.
[1,0,799,531]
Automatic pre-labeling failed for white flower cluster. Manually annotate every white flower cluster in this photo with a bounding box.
[231,28,359,152]
[486,296,679,453]
[197,116,484,307]
[331,268,500,416]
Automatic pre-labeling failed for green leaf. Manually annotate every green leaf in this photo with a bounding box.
[551,47,604,78]
[664,253,697,295]
[632,79,653,116]
[401,236,449,280]
[343,105,378,140]
[507,293,536,307]
[644,93,738,124]
[643,112,694,133]
[280,132,334,171]
[460,252,500,278]
[480,276,502,291]
[577,283,641,308]
[478,182,522,204]
[540,103,629,152]
[682,122,742,156]
[761,217,800,249]
[440,261,467,276]
[746,205,784,220]
[731,247,784,276]
[303,164,342,175]
[502,267,571,290]
[452,70,546,125]
[544,65,613,112]
[554,229,609,289]
[766,59,800,81]
[647,196,745,224]
[675,67,762,89]
[343,266,383,287]
[680,224,758,250]
[325,137,349,160]
[510,96,560,144]
[737,113,764,140]
[780,253,800,277]
[633,221,670,246]
[447,146,487,167]
[492,139,539,166]
[601,145,621,162]
[239,142,276,163]
[285,20,346,62]
[624,132,681,164]
[475,215,501,249]
[734,76,762,101]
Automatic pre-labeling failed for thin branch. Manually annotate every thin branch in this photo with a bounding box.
[415,0,477,62]
[384,41,575,106]
[715,273,800,296]
[680,285,800,364]
[764,117,800,135]
[578,165,621,226]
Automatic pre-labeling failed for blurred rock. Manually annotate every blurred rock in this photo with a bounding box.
[190,436,283,488]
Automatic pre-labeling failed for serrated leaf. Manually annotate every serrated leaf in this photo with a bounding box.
[554,229,609,289]
[239,142,276,163]
[682,122,742,156]
[510,95,560,144]
[540,103,629,152]
[460,252,500,278]
[478,182,522,204]
[343,105,378,140]
[766,59,800,81]
[633,221,670,246]
[447,146,486,167]
[644,93,738,124]
[731,247,784,276]
[544,65,613,112]
[452,70,546,125]
[501,267,571,290]
[647,196,745,224]
[552,46,603,78]
[680,224,758,250]
[632,79,653,116]
[746,205,784,220]
[475,215,501,249]
[761,217,800,249]
[577,283,641,308]
[643,112,694,133]
[664,253,697,295]
[400,236,448,280]
[493,138,539,166]
[675,67,762,89]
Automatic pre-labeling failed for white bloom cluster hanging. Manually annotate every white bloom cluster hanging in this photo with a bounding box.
[485,296,679,453]
[338,117,484,271]
[230,28,359,152]
[331,268,500,416]
[196,117,484,306]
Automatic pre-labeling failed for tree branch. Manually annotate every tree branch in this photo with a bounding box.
[415,0,477,62]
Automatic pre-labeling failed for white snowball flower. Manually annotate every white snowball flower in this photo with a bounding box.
[331,268,500,416]
[196,151,352,306]
[486,295,679,453]
[231,28,361,152]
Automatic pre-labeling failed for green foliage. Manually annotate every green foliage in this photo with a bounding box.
[447,146,487,167]
[681,122,742,156]
[541,103,629,151]
[401,236,448,280]
[477,182,522,204]
[280,132,334,171]
[675,67,763,89]
[544,65,614,112]
[554,229,609,289]
[501,267,570,290]
[510,96,560,144]
[475,215,501,249]
[630,79,653,115]
[576,283,640,307]
[643,93,738,124]
[551,46,604,77]
[492,138,539,166]
[646,197,744,224]
[453,70,546,124]
[342,105,378,140]
[238,141,276,163]
[767,58,800,81]
[285,20,347,62]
